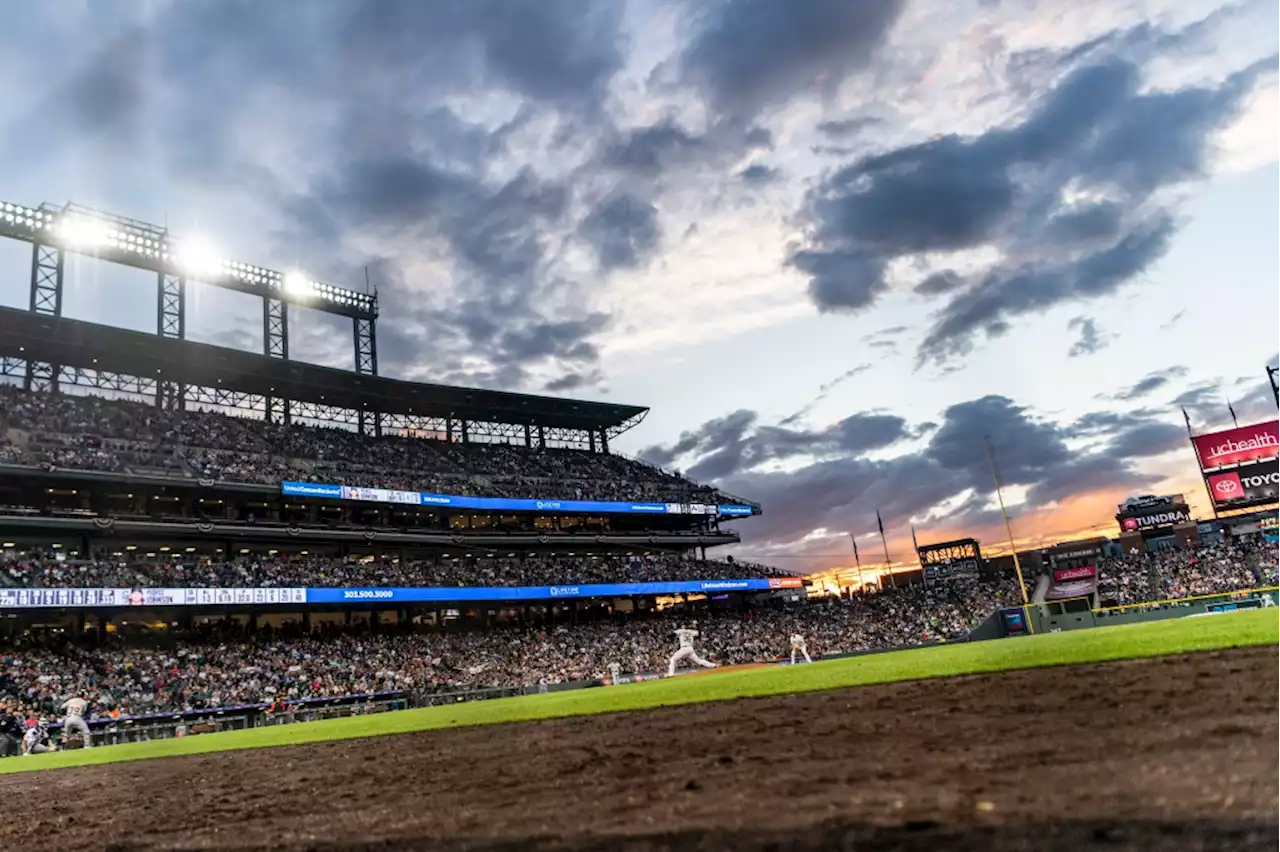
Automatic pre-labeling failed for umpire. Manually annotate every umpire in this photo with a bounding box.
[0,701,23,758]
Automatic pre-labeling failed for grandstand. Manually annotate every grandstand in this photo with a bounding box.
[0,200,1274,755]
[0,199,763,561]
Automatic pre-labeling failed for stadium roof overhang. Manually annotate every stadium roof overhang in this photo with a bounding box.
[0,309,648,433]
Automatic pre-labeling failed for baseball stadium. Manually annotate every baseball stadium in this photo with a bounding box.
[0,196,1273,851]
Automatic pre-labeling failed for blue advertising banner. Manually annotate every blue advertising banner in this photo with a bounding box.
[280,480,756,517]
[0,579,780,609]
[305,579,773,604]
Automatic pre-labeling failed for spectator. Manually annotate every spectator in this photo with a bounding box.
[0,385,740,505]
[0,551,797,589]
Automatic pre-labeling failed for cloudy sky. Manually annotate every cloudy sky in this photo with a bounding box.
[0,0,1275,577]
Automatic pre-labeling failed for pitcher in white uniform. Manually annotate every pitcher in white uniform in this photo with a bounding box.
[668,625,717,675]
[789,633,812,665]
[60,696,92,748]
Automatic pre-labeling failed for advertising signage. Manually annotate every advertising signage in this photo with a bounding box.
[917,538,981,566]
[1045,565,1097,601]
[1205,459,1280,507]
[0,579,782,609]
[917,538,981,583]
[1117,496,1192,534]
[280,481,755,518]
[1192,420,1279,471]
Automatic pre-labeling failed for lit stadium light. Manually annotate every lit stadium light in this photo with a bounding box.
[283,271,314,296]
[0,197,376,316]
[58,216,110,249]
[172,239,224,279]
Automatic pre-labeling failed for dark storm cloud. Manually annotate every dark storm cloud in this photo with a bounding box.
[739,164,781,184]
[544,368,607,393]
[343,0,627,110]
[791,24,1275,365]
[2,0,634,393]
[1067,317,1108,358]
[916,212,1179,363]
[816,117,884,139]
[923,396,1070,492]
[1066,407,1189,458]
[653,393,1160,549]
[1103,422,1188,459]
[678,0,904,120]
[779,363,874,426]
[913,271,965,297]
[578,193,663,271]
[601,120,707,177]
[1115,367,1189,401]
[640,409,908,481]
[307,157,609,388]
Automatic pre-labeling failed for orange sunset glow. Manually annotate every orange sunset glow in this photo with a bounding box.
[806,468,1220,591]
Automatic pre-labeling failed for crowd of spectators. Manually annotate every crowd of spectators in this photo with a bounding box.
[1096,537,1277,606]
[0,574,1023,723]
[1,552,791,589]
[0,386,735,504]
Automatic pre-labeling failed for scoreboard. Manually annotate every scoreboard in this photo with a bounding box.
[917,538,982,582]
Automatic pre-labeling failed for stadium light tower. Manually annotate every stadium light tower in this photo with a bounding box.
[0,198,381,430]
[0,199,379,385]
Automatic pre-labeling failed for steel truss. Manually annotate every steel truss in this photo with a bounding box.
[0,194,647,454]
[158,273,185,340]
[25,361,57,393]
[290,399,360,427]
[381,413,451,440]
[2,356,626,451]
[354,317,377,375]
[57,367,156,398]
[29,243,63,316]
[263,299,288,360]
[186,384,265,415]
[353,317,379,438]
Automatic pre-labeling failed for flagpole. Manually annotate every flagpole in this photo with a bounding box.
[983,436,1029,605]
[876,510,896,589]
[911,524,924,584]
[1184,407,1219,520]
[848,533,866,594]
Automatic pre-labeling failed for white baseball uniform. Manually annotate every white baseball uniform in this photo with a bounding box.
[668,627,716,675]
[789,633,812,665]
[608,662,622,684]
[22,724,53,755]
[61,697,91,748]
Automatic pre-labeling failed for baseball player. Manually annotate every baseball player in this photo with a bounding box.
[21,719,57,755]
[789,633,812,665]
[608,662,623,685]
[668,624,716,675]
[60,694,92,748]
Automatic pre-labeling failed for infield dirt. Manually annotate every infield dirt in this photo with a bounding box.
[2,645,1275,852]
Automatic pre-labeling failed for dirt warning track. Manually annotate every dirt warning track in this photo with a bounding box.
[2,645,1275,852]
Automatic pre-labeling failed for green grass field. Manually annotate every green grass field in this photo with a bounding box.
[3,608,1275,775]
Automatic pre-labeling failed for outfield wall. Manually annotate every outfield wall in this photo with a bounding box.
[988,588,1280,634]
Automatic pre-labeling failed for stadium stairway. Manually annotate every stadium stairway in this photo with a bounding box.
[1032,573,1051,603]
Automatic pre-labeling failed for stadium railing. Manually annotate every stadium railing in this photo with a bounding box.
[43,691,412,749]
[1092,586,1278,619]
[40,681,601,750]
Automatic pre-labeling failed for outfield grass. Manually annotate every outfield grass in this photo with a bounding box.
[3,608,1275,775]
